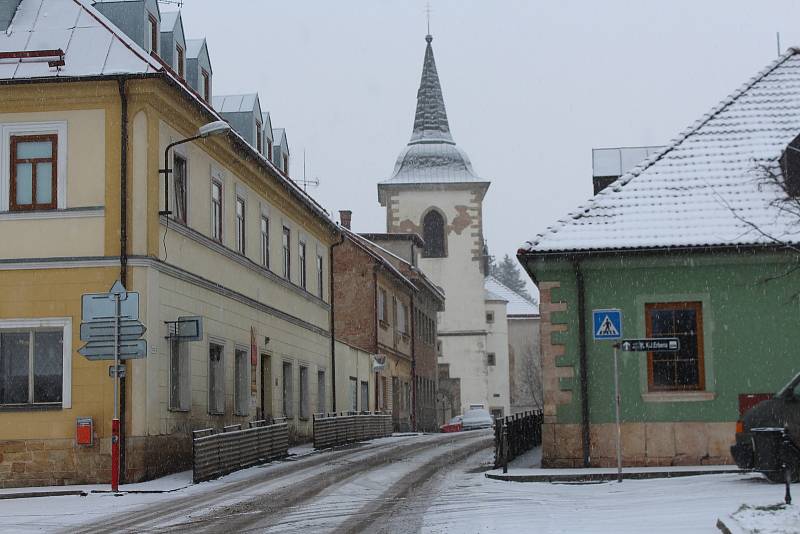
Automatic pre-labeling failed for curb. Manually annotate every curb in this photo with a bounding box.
[0,490,88,500]
[486,468,746,483]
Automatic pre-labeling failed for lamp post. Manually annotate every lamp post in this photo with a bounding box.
[159,120,231,216]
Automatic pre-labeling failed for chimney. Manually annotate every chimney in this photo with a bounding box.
[339,210,352,230]
[0,0,22,32]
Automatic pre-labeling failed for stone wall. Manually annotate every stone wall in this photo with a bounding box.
[0,438,110,488]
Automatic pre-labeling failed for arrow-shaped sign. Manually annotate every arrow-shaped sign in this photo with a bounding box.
[617,338,680,352]
[78,339,147,360]
[80,320,146,342]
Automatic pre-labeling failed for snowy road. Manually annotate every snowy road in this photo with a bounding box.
[0,432,794,533]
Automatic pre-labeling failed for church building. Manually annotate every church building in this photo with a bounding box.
[377,34,503,418]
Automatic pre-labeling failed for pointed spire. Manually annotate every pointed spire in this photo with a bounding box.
[410,34,454,145]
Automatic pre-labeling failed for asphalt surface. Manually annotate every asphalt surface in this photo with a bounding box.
[77,430,494,534]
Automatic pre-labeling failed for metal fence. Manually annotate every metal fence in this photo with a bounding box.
[493,410,543,470]
[313,411,393,450]
[192,418,289,483]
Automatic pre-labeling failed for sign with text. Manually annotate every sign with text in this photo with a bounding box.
[618,338,680,352]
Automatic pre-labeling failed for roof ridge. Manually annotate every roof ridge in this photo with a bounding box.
[485,275,536,305]
[522,48,800,251]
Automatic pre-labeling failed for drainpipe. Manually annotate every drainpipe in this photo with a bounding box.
[329,231,345,412]
[410,295,417,432]
[574,259,591,467]
[117,77,129,483]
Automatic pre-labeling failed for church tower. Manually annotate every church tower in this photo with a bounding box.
[378,34,498,417]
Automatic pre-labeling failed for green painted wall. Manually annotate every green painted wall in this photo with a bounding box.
[525,250,800,425]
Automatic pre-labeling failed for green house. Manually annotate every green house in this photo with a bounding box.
[517,50,800,468]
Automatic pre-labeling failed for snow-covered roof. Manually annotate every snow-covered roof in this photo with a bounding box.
[522,49,800,254]
[379,35,487,186]
[213,93,258,113]
[160,10,178,31]
[0,0,161,79]
[484,276,539,316]
[185,37,204,58]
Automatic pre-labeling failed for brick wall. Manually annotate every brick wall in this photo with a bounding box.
[332,239,377,352]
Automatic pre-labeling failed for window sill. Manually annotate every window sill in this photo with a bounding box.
[0,207,104,220]
[168,407,190,413]
[0,403,62,412]
[641,391,716,403]
[208,411,225,416]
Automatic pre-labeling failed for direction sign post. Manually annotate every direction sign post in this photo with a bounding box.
[592,308,624,482]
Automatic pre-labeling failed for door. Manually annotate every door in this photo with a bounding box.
[260,353,272,420]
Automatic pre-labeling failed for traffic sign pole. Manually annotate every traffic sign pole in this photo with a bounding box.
[613,344,622,483]
[111,290,120,493]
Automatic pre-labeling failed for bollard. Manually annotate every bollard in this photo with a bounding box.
[782,429,793,505]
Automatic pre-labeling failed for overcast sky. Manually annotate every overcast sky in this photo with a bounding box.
[178,0,800,286]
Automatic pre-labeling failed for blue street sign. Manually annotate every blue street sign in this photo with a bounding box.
[593,309,622,340]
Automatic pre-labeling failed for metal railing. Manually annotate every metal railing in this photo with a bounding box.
[313,411,392,450]
[493,410,543,471]
[192,418,289,483]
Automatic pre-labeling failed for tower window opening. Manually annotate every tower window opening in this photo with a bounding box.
[422,209,446,258]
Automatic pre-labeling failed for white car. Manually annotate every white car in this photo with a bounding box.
[460,408,494,430]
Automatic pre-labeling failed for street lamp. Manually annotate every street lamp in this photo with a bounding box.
[159,120,231,216]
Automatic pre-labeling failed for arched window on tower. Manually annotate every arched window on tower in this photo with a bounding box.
[422,210,446,258]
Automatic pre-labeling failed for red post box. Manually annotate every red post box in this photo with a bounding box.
[76,417,93,446]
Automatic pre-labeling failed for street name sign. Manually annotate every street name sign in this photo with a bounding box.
[78,339,147,360]
[619,338,680,352]
[592,309,622,341]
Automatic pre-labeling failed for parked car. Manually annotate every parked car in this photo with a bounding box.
[461,408,494,431]
[731,371,800,482]
[440,415,463,433]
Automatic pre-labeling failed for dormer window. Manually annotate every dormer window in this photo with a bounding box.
[148,14,158,55]
[781,144,800,196]
[256,121,263,153]
[175,44,185,78]
[283,154,289,175]
[201,69,210,102]
[267,140,273,161]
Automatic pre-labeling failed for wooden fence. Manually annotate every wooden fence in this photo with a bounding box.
[192,418,289,483]
[313,412,392,450]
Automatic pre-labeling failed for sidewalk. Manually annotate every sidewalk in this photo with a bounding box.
[486,446,745,482]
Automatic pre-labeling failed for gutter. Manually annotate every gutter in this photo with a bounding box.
[410,294,416,432]
[117,76,129,483]
[574,260,591,468]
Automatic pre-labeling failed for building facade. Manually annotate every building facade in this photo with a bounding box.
[377,34,494,417]
[518,49,800,468]
[0,0,336,487]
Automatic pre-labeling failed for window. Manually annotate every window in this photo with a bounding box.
[422,209,446,257]
[260,215,270,268]
[283,154,289,175]
[299,365,309,419]
[349,377,358,412]
[234,348,249,416]
[173,154,187,224]
[316,254,324,299]
[360,381,369,412]
[282,226,291,279]
[0,327,63,406]
[396,301,407,334]
[10,135,57,211]
[317,370,326,414]
[211,180,222,242]
[201,69,210,102]
[646,302,705,391]
[147,14,158,54]
[175,44,185,78]
[256,121,263,153]
[267,139,273,161]
[378,289,387,323]
[208,343,225,415]
[299,241,307,289]
[236,196,246,254]
[169,339,190,411]
[486,311,495,324]
[282,362,293,417]
[487,353,496,366]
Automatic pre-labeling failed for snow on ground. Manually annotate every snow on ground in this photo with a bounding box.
[421,450,798,534]
[729,503,800,534]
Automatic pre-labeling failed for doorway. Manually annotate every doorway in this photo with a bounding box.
[261,353,272,420]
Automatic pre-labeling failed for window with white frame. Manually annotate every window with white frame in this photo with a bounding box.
[397,300,407,334]
[236,196,246,254]
[316,253,324,299]
[299,365,309,419]
[282,361,293,417]
[1,122,67,213]
[349,377,358,412]
[234,348,249,416]
[169,339,190,411]
[299,240,307,289]
[378,289,387,323]
[282,226,291,280]
[208,342,225,415]
[0,319,71,408]
[317,369,326,414]
[173,154,188,224]
[211,180,223,243]
[260,215,270,268]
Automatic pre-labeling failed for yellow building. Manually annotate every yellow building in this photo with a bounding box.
[0,0,338,487]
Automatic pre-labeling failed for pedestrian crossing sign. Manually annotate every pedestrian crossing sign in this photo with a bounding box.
[593,309,622,340]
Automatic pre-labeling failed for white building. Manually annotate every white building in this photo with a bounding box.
[377,34,494,417]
